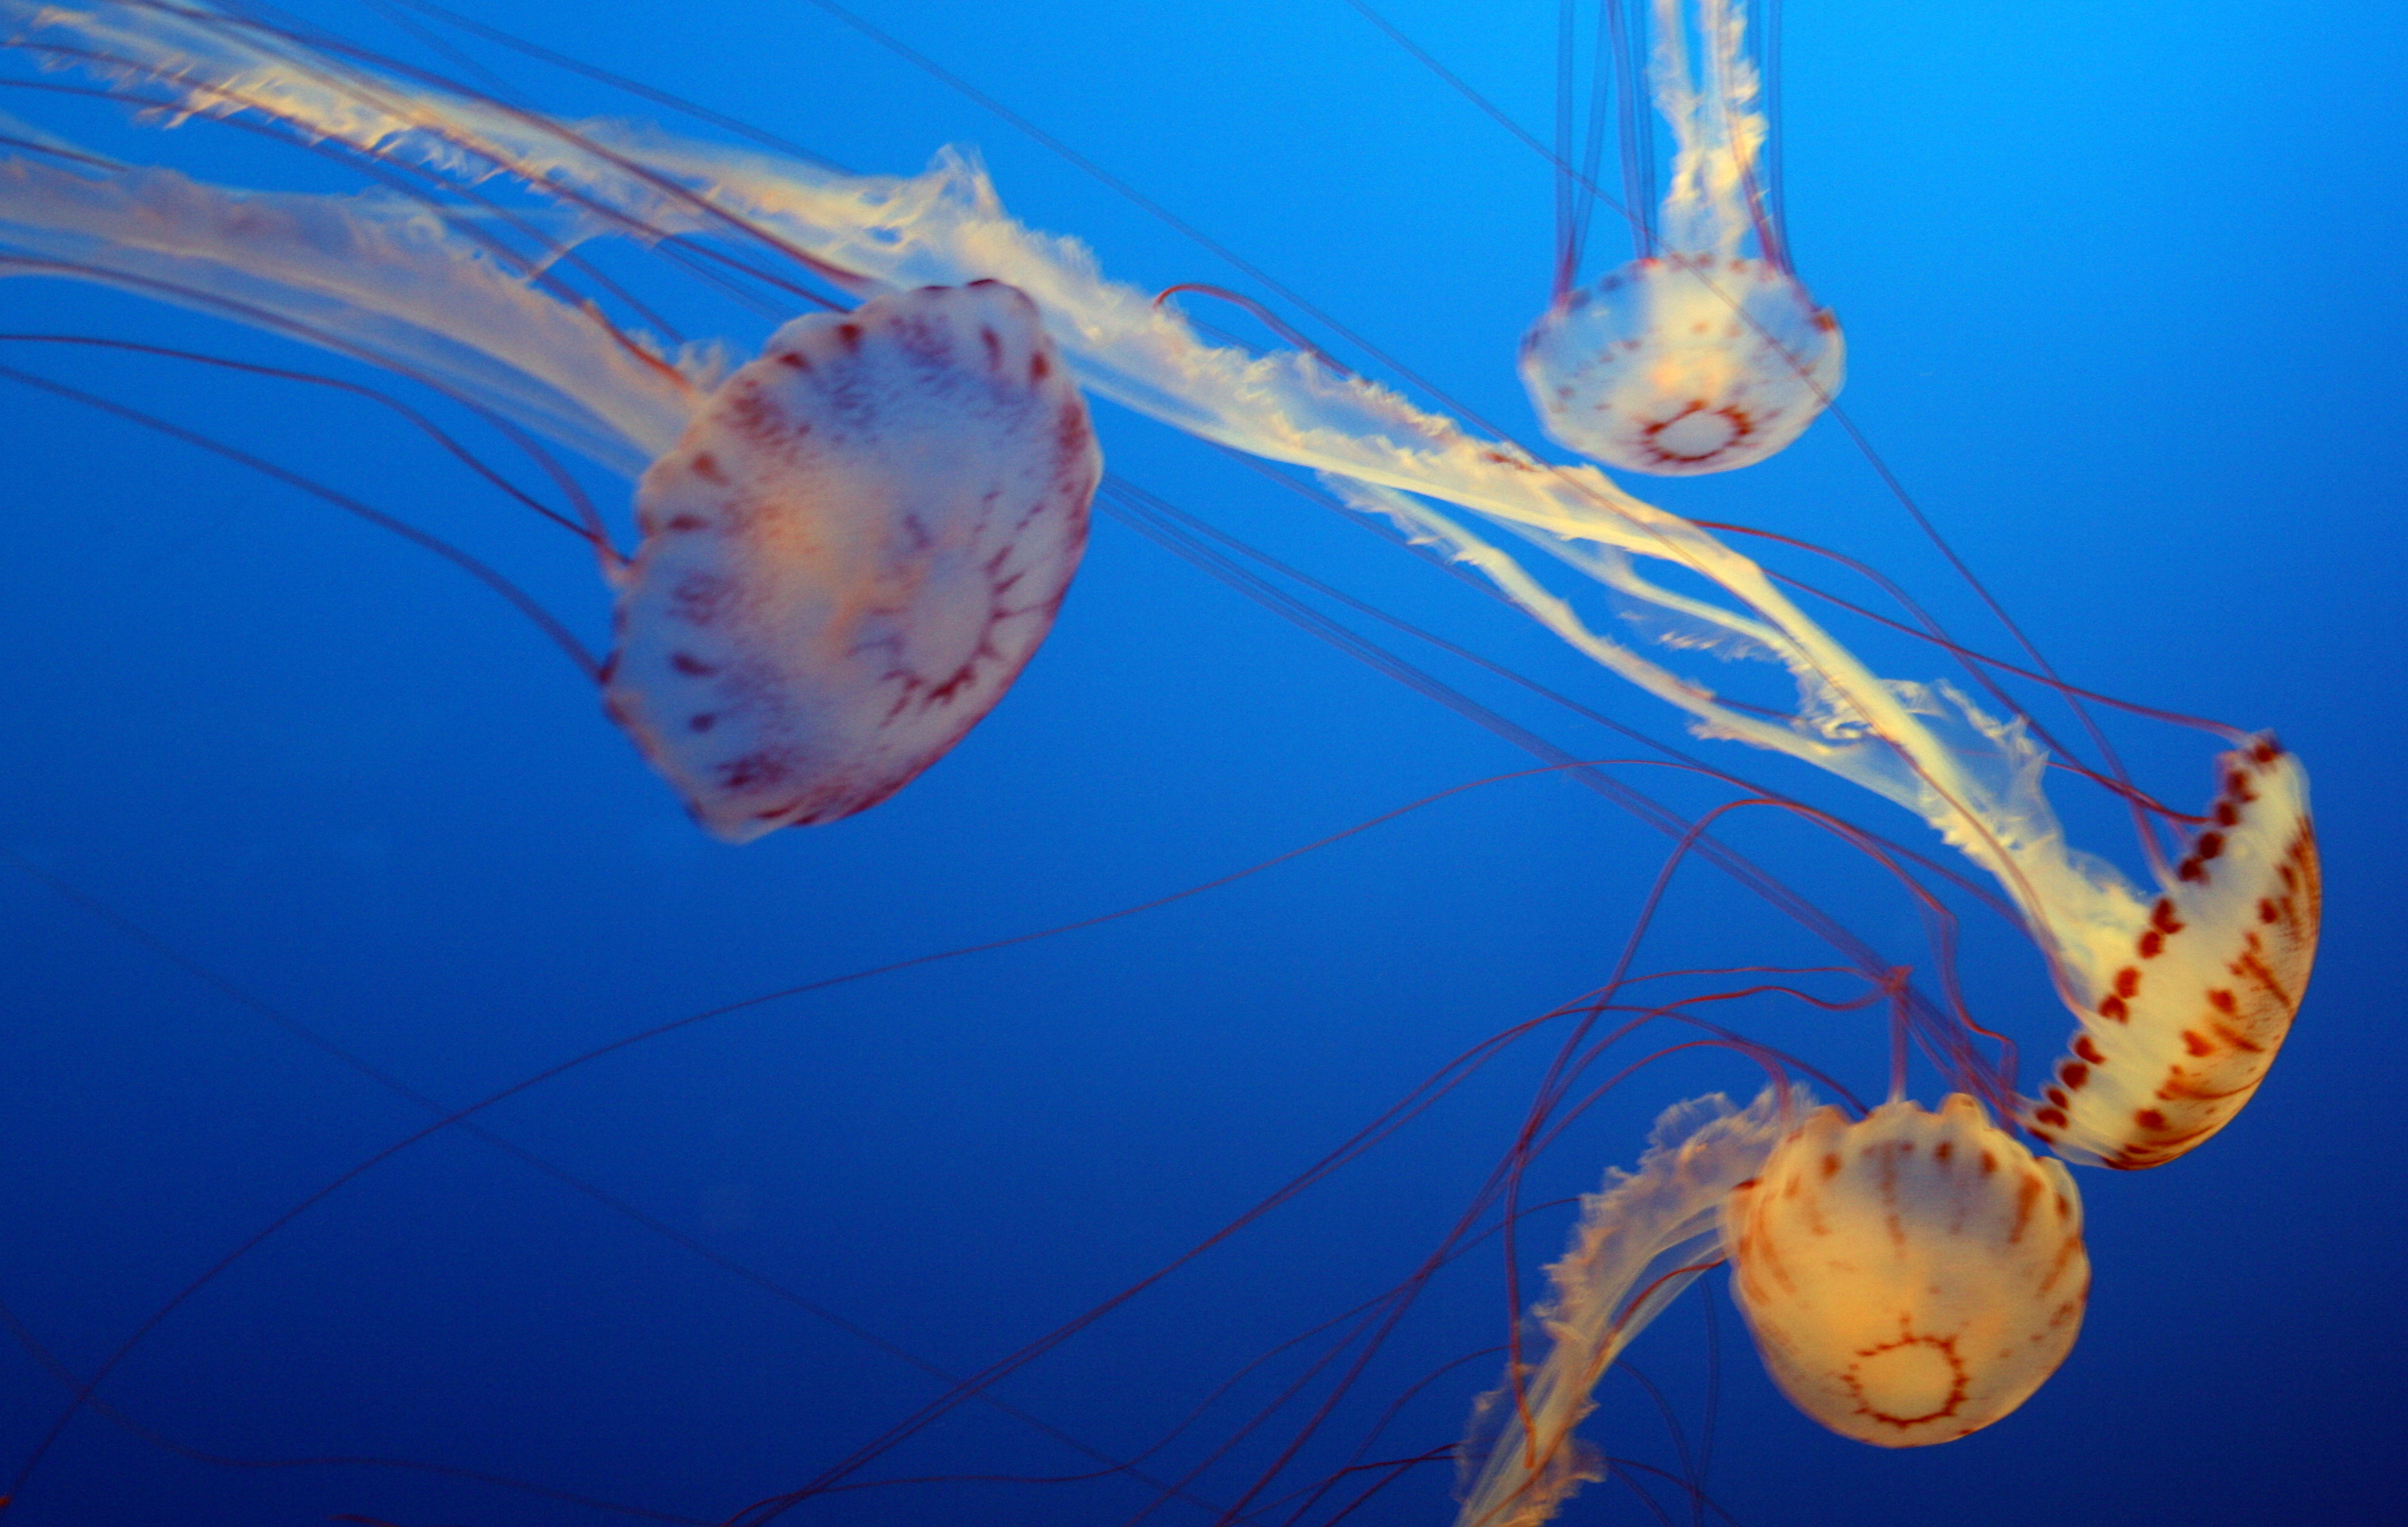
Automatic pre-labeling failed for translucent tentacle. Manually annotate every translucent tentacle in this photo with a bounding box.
[1454,1088,1797,1527]
[1648,0,1764,258]
[0,152,704,471]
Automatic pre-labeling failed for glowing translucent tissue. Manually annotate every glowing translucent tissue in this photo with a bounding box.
[0,156,1098,840]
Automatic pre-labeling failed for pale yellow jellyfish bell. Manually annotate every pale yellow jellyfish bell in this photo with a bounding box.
[602,281,1100,841]
[1720,1094,2089,1448]
[1519,0,1843,475]
[2023,737,2320,1167]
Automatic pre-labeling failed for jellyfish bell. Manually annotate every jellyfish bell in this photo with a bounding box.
[1520,253,1842,475]
[0,3,2338,1523]
[1721,1094,2088,1448]
[2025,737,2319,1167]
[1518,0,1844,475]
[605,280,1099,841]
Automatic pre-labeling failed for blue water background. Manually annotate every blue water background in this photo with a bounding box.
[1,1,2400,1523]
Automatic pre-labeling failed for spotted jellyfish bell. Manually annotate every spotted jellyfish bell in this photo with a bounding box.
[602,280,1101,842]
[2023,737,2319,1168]
[1720,1094,2088,1448]
[1518,256,1841,475]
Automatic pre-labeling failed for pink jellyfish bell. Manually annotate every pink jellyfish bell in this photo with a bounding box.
[1520,0,1842,475]
[602,282,1099,841]
[1721,1094,2089,1448]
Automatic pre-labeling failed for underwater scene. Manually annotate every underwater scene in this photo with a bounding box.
[0,1,2400,1524]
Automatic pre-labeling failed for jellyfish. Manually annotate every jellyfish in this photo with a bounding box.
[0,3,2357,1525]
[604,281,1099,837]
[1517,0,1843,475]
[2019,737,2318,1168]
[1447,1085,2085,1527]
[1720,1094,2087,1448]
[1458,1088,2088,1524]
[0,145,1100,840]
[1445,1088,2090,1513]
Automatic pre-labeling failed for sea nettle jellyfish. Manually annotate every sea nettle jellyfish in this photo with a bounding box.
[0,3,2332,1526]
[1515,0,1843,475]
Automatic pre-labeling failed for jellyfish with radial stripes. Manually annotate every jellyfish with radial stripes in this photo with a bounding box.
[2020,737,2318,1168]
[604,281,1099,838]
[0,149,1099,842]
[1721,1094,2088,1448]
[1517,0,1844,475]
[1451,1093,2090,1523]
